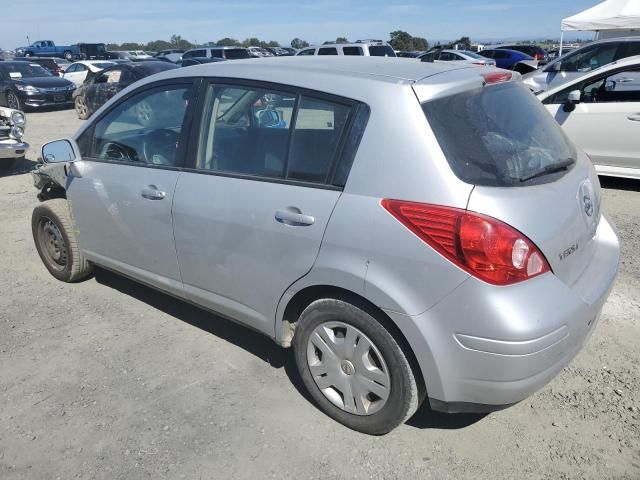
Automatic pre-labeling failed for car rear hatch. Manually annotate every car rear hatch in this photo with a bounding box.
[415,71,601,289]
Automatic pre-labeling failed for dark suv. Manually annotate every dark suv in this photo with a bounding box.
[14,57,71,76]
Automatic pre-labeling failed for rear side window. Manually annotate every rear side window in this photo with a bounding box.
[318,48,338,56]
[196,84,354,185]
[616,42,640,60]
[224,49,251,59]
[422,82,576,187]
[287,96,350,183]
[343,47,363,56]
[368,45,396,57]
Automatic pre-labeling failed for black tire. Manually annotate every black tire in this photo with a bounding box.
[6,90,23,111]
[24,51,33,58]
[63,50,73,61]
[32,199,93,282]
[75,95,90,120]
[293,298,421,435]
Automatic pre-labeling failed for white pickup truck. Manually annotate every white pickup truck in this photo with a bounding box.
[0,106,29,169]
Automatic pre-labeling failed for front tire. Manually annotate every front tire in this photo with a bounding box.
[6,91,23,110]
[293,298,420,435]
[32,199,93,282]
[63,50,73,61]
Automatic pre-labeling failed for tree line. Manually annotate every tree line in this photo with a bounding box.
[105,31,431,52]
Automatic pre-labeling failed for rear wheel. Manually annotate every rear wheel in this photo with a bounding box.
[32,199,93,282]
[63,50,73,61]
[293,298,421,435]
[75,95,90,120]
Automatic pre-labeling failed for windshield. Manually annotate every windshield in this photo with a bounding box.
[1,62,52,78]
[224,49,251,59]
[422,82,576,187]
[368,45,396,57]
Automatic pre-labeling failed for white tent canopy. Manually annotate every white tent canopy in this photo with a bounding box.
[562,0,640,32]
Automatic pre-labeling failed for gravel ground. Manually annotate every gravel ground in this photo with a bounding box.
[1,108,639,479]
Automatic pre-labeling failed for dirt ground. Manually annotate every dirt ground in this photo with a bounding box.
[1,108,639,480]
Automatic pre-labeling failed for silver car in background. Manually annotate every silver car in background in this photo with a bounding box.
[31,58,619,435]
[523,36,640,93]
[419,49,496,67]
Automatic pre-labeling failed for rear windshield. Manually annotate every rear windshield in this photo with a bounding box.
[368,45,396,57]
[422,82,576,187]
[224,49,251,59]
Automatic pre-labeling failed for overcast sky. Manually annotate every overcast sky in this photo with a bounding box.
[4,1,598,48]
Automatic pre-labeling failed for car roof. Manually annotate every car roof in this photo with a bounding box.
[539,54,640,99]
[151,56,475,84]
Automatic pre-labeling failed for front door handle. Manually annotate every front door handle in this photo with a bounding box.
[141,185,166,200]
[627,114,640,122]
[275,208,315,226]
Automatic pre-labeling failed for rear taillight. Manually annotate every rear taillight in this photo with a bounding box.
[482,71,512,84]
[381,200,550,286]
[534,53,544,60]
[472,61,489,66]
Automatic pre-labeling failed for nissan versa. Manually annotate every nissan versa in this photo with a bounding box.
[31,57,619,435]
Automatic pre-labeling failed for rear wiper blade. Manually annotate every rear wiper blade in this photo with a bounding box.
[519,158,575,183]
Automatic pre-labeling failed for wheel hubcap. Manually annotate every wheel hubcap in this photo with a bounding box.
[306,322,390,416]
[39,218,67,270]
[8,94,18,109]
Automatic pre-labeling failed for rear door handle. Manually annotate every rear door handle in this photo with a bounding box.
[627,114,640,122]
[275,208,315,226]
[141,185,166,200]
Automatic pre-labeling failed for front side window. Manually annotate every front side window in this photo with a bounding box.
[423,82,576,187]
[558,44,617,73]
[223,49,251,59]
[196,83,353,185]
[298,49,316,56]
[92,84,193,166]
[581,68,640,103]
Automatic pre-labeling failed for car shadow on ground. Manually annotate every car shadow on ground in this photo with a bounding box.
[93,267,487,432]
[0,156,37,177]
[599,176,639,192]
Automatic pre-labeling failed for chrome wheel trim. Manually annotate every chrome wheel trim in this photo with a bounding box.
[7,93,19,110]
[75,97,87,117]
[38,217,67,271]
[306,321,391,416]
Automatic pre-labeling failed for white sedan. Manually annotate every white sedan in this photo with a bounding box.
[62,61,117,86]
[419,49,496,67]
[538,55,640,179]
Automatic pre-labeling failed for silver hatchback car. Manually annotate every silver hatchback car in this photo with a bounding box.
[32,57,620,435]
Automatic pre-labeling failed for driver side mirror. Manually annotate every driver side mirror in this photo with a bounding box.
[42,139,77,163]
[563,90,582,112]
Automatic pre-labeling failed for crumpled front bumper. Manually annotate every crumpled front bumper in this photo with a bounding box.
[0,140,29,159]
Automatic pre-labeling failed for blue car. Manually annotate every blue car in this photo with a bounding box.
[479,49,537,72]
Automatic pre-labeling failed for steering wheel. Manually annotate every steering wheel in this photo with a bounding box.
[98,141,134,162]
[142,129,179,166]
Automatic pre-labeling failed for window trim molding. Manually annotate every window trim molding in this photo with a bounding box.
[183,76,366,189]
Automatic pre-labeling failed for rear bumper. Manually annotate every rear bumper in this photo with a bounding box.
[387,216,619,411]
[0,140,29,159]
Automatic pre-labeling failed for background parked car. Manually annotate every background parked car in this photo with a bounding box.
[62,60,117,86]
[523,37,640,93]
[248,46,275,57]
[419,49,496,67]
[497,44,547,64]
[72,61,178,119]
[296,41,396,57]
[15,40,76,61]
[14,57,71,76]
[156,53,183,64]
[176,57,225,67]
[0,61,75,110]
[0,106,28,170]
[182,47,252,60]
[538,55,640,180]
[396,51,424,58]
[155,49,185,57]
[479,49,538,73]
